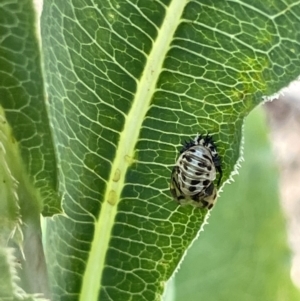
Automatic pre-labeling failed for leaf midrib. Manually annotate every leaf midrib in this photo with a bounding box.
[80,1,188,299]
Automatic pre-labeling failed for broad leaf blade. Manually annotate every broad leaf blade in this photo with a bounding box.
[0,0,60,215]
[41,1,300,300]
[0,0,58,297]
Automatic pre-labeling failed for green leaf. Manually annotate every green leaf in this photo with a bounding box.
[40,1,300,300]
[174,106,300,301]
[0,0,60,216]
[0,98,50,299]
[1,0,300,300]
[0,0,54,297]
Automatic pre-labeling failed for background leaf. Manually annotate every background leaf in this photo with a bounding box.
[0,0,60,215]
[0,247,49,301]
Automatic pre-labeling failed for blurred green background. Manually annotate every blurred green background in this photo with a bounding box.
[173,106,300,301]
